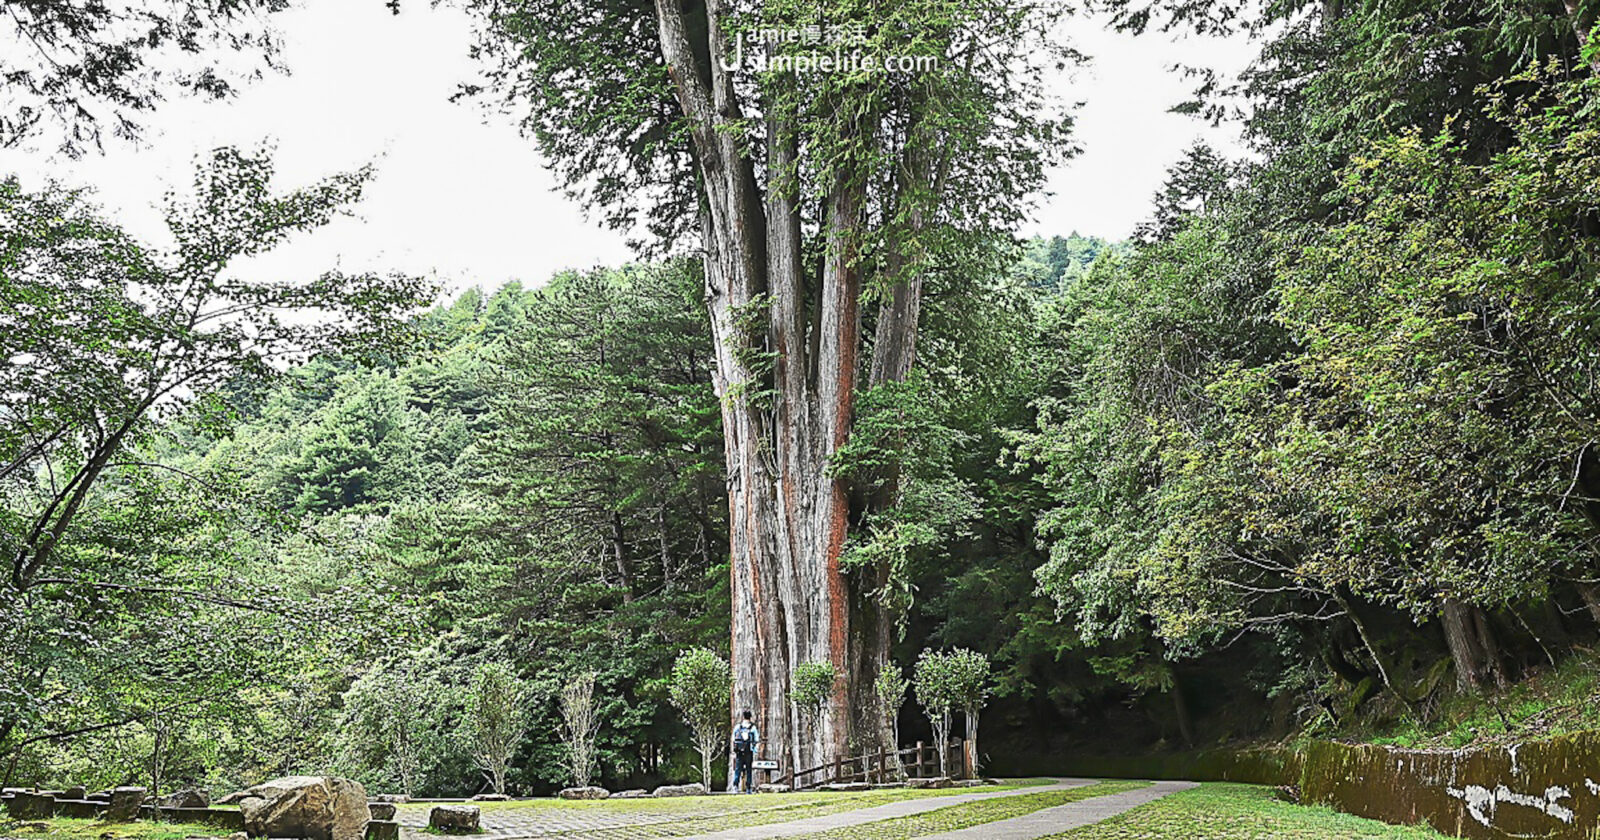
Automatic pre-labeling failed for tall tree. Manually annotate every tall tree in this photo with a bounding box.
[0,1,294,153]
[472,0,1070,770]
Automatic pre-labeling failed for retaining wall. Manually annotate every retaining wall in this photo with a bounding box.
[1064,732,1600,838]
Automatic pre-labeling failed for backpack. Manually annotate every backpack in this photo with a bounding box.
[733,724,755,756]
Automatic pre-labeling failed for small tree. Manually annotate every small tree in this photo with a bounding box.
[913,650,957,777]
[946,649,991,777]
[668,648,730,789]
[558,671,601,789]
[790,661,836,734]
[467,663,528,796]
[873,664,909,777]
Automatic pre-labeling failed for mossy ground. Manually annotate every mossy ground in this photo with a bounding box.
[0,816,233,840]
[1044,783,1446,839]
[1336,648,1600,750]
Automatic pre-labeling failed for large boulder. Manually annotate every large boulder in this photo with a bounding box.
[160,789,211,808]
[107,787,146,821]
[367,803,397,821]
[428,805,480,834]
[650,783,706,797]
[556,787,609,800]
[223,776,370,840]
[364,821,400,840]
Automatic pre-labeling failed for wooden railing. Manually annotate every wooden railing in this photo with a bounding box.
[780,740,970,790]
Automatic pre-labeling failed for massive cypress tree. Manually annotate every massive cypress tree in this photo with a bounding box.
[470,0,1069,770]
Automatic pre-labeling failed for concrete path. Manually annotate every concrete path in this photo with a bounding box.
[676,778,1097,840]
[917,780,1200,839]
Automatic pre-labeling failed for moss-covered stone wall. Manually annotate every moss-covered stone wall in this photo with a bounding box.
[1060,732,1600,838]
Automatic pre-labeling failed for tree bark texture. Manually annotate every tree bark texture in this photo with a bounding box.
[652,0,928,776]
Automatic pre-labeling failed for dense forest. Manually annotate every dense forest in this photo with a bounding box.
[4,0,1600,806]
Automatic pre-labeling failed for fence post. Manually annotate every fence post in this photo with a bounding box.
[876,748,885,784]
[914,741,926,778]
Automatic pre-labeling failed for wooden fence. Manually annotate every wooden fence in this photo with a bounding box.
[780,740,970,790]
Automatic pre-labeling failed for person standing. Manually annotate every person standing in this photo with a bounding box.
[730,710,760,793]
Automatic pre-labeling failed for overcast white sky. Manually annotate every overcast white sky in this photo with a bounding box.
[0,3,1258,300]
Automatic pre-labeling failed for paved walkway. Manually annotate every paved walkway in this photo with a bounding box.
[675,779,1097,840]
[918,780,1199,839]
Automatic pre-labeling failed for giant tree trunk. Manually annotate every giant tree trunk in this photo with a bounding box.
[652,0,911,777]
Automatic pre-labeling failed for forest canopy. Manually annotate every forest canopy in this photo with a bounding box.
[3,0,1600,800]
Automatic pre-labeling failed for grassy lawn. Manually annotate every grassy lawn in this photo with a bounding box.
[393,780,1059,838]
[0,817,234,840]
[768,780,1151,840]
[1045,783,1446,839]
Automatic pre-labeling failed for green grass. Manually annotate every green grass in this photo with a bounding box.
[770,780,1150,840]
[1334,647,1600,751]
[397,779,1048,817]
[394,780,1055,839]
[0,816,234,840]
[1043,783,1446,839]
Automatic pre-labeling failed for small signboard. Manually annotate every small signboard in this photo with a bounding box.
[753,759,779,771]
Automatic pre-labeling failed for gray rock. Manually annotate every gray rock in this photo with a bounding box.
[428,805,480,834]
[9,792,55,820]
[55,799,104,819]
[906,776,953,789]
[650,783,706,797]
[469,793,509,801]
[556,787,609,800]
[62,786,87,800]
[756,783,792,794]
[610,789,650,799]
[369,794,409,804]
[364,820,399,840]
[818,782,871,792]
[227,776,369,840]
[107,787,146,822]
[161,789,211,808]
[367,803,397,821]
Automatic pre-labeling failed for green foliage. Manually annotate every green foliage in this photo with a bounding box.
[873,665,908,723]
[466,663,529,795]
[790,662,838,721]
[0,147,427,791]
[0,2,291,153]
[557,671,600,789]
[669,648,732,788]
[337,655,462,797]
